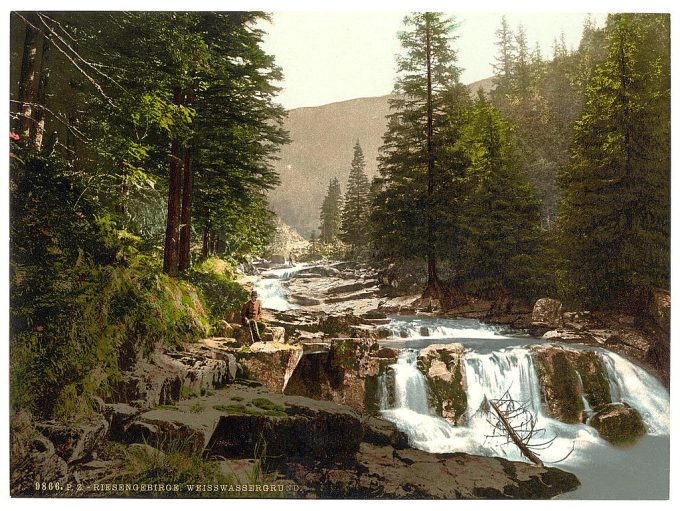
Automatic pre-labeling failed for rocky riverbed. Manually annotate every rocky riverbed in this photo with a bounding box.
[12,259,670,499]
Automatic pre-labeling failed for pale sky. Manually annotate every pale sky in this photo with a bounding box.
[260,12,607,110]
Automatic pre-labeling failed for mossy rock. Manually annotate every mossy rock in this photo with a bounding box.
[589,403,646,446]
[532,348,583,424]
[571,350,611,411]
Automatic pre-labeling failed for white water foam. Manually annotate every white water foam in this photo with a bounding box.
[387,316,510,340]
[254,263,307,311]
[380,345,670,467]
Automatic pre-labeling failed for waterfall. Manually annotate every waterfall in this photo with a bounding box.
[380,344,670,464]
[599,351,670,435]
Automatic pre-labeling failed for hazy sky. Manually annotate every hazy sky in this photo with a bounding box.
[259,12,607,110]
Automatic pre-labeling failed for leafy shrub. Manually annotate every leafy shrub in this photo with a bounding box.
[10,153,211,419]
[183,258,247,323]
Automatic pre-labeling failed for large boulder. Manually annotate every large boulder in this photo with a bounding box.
[106,346,237,410]
[589,403,646,446]
[531,298,564,328]
[287,444,580,499]
[234,342,303,393]
[532,346,612,423]
[283,338,397,413]
[417,344,467,425]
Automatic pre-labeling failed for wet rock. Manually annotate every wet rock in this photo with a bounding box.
[531,298,564,328]
[572,350,611,411]
[362,417,409,449]
[417,344,467,425]
[531,346,584,424]
[420,326,430,337]
[532,345,612,423]
[589,403,646,446]
[288,443,579,499]
[36,414,109,463]
[283,338,397,413]
[11,411,69,496]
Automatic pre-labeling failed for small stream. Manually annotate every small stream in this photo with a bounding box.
[253,263,307,311]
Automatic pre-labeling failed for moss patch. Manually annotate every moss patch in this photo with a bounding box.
[213,401,287,418]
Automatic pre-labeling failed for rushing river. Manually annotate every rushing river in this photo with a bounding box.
[252,268,670,498]
[378,316,670,499]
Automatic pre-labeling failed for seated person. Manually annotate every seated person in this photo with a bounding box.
[240,290,265,343]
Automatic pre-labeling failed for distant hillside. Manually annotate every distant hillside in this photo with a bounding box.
[268,77,494,237]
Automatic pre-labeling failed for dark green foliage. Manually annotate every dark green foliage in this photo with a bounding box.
[490,16,608,222]
[183,263,248,323]
[340,141,371,249]
[9,150,211,418]
[557,14,670,307]
[371,12,470,264]
[319,177,343,244]
[455,94,547,298]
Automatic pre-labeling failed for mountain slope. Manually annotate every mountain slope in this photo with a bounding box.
[269,77,494,237]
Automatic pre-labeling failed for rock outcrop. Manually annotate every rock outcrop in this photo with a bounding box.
[532,345,611,424]
[283,338,398,413]
[417,344,467,425]
[589,403,647,446]
[285,444,580,499]
[531,298,564,328]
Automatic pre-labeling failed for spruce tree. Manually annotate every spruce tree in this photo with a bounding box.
[456,93,544,297]
[558,14,670,306]
[371,12,469,304]
[319,177,342,244]
[340,141,370,250]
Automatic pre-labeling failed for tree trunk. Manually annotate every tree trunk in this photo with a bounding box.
[421,14,446,306]
[32,36,50,150]
[211,234,219,256]
[178,147,193,271]
[162,87,184,276]
[202,227,210,259]
[17,12,40,140]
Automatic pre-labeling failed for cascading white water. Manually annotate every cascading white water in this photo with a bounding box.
[381,350,479,453]
[253,263,306,311]
[380,345,670,466]
[387,316,510,340]
[599,351,670,435]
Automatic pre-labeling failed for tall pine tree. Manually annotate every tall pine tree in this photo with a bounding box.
[456,93,544,297]
[319,177,342,244]
[557,13,670,307]
[340,141,370,250]
[372,12,469,305]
